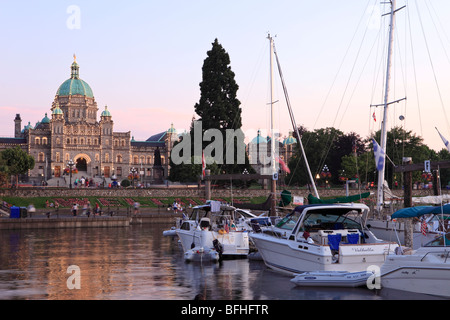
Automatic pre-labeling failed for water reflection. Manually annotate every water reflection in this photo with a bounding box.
[0,223,442,300]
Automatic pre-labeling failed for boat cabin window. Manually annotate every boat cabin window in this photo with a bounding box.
[180,221,191,231]
[425,233,450,247]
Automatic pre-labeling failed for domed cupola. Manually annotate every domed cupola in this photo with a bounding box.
[56,55,94,98]
[283,131,296,145]
[52,104,63,115]
[250,130,267,144]
[101,105,111,118]
[41,113,50,124]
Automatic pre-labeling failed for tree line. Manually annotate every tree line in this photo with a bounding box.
[286,125,450,189]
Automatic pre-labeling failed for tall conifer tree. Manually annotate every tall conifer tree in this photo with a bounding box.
[193,38,252,176]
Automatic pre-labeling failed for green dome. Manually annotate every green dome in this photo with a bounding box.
[41,113,50,123]
[57,78,94,97]
[283,132,296,145]
[56,60,94,98]
[52,106,63,115]
[101,106,111,117]
[23,121,33,131]
[167,123,176,133]
[250,130,267,144]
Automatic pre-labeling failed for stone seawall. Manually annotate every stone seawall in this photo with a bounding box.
[0,213,181,230]
[0,186,444,200]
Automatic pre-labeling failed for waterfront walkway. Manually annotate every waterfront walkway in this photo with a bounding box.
[0,208,182,230]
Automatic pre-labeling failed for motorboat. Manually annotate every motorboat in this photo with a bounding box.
[291,270,374,288]
[379,205,450,298]
[249,203,398,275]
[381,233,450,298]
[175,202,262,261]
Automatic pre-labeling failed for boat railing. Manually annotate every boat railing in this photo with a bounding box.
[420,250,450,263]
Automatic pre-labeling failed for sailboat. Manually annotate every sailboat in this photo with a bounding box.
[249,34,398,277]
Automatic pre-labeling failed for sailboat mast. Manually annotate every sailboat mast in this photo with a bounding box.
[268,33,277,216]
[377,0,397,215]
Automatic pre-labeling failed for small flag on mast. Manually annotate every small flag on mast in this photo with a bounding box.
[372,138,385,171]
[436,127,450,152]
[276,157,290,174]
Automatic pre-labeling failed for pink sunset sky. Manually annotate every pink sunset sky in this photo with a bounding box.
[1,0,450,153]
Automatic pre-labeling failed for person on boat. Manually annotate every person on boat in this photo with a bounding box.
[303,231,314,244]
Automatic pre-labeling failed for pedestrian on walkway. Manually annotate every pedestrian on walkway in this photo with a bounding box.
[72,203,78,216]
[133,202,140,216]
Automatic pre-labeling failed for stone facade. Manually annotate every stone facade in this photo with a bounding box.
[0,58,177,186]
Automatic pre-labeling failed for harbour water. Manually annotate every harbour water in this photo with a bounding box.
[0,221,443,301]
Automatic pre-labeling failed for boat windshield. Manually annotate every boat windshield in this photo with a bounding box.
[275,211,302,230]
[424,233,450,247]
[301,212,361,231]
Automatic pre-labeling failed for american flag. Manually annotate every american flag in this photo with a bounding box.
[421,218,427,236]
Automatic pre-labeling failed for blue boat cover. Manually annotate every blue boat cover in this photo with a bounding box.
[391,204,450,218]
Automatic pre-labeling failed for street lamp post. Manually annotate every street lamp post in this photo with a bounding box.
[130,167,137,188]
[67,159,75,189]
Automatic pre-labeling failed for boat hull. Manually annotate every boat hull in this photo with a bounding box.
[177,229,250,258]
[250,233,397,276]
[381,252,450,298]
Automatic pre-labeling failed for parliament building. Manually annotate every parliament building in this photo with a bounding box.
[0,58,177,187]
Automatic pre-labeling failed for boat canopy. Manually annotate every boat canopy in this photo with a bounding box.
[391,204,450,218]
[291,203,368,215]
[307,192,370,204]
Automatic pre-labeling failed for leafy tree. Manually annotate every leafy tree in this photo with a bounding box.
[371,126,435,187]
[0,146,35,187]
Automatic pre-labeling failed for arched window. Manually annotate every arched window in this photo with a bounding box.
[67,138,70,144]
[35,137,41,145]
[147,156,152,164]
[116,154,123,163]
[133,156,138,164]
[38,152,45,162]
[42,137,47,145]
[105,153,110,162]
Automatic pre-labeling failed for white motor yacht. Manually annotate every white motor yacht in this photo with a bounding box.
[250,203,398,275]
[381,233,450,298]
[379,205,450,298]
[176,202,262,261]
